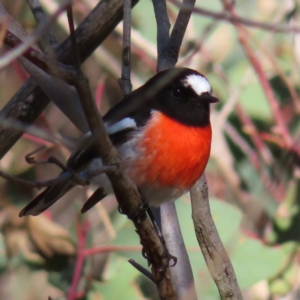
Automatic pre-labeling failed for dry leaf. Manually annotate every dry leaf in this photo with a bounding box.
[27,215,76,257]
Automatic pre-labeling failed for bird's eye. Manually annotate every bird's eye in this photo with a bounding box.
[171,87,183,99]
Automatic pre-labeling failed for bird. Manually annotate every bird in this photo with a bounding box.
[19,68,219,217]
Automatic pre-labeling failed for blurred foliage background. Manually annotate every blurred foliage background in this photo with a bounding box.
[1,0,300,299]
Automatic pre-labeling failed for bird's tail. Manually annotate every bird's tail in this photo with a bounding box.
[19,174,74,217]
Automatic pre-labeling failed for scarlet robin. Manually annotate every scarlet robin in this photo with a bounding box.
[19,68,219,217]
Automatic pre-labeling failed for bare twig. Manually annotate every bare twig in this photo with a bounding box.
[152,0,170,70]
[66,6,81,70]
[128,259,155,282]
[26,0,59,48]
[157,0,196,70]
[190,175,242,300]
[118,0,132,95]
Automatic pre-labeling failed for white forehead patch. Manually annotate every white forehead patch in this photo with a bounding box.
[183,74,211,96]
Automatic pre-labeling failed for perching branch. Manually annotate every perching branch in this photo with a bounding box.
[190,174,243,300]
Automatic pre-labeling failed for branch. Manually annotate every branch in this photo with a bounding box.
[161,203,197,300]
[118,0,132,95]
[128,259,155,282]
[157,0,196,70]
[152,0,170,70]
[190,175,243,300]
[26,0,59,49]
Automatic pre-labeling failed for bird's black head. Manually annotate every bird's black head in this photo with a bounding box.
[146,68,219,127]
[104,68,219,127]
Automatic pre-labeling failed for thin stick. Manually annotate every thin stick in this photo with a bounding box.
[118,0,132,95]
[152,0,170,70]
[26,0,59,48]
[128,259,155,282]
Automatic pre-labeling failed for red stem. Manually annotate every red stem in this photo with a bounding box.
[67,218,89,300]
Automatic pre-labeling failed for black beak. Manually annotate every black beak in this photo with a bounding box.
[200,93,219,103]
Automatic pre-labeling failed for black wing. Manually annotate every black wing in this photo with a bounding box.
[67,126,137,171]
